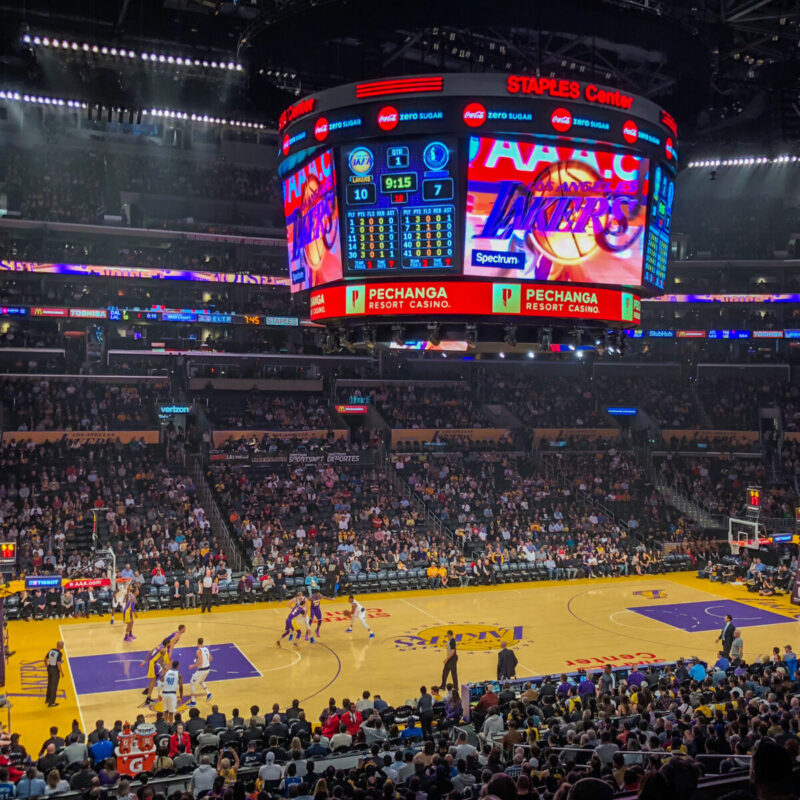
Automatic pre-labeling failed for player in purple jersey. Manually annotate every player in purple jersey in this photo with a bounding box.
[307,590,323,642]
[276,594,306,648]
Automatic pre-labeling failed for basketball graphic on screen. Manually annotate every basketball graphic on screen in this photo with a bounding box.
[301,174,336,271]
[525,161,606,268]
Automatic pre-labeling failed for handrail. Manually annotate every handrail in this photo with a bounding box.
[189,453,244,571]
[380,447,459,548]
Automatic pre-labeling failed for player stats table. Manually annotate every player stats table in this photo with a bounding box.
[342,139,457,272]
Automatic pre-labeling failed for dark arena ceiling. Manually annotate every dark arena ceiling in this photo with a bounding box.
[0,0,798,151]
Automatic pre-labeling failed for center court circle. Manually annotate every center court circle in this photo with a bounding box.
[393,624,524,652]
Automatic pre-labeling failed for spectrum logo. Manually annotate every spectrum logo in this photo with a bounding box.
[377,106,399,131]
[463,102,487,127]
[551,108,572,132]
[622,120,638,143]
[348,147,374,176]
[314,117,329,141]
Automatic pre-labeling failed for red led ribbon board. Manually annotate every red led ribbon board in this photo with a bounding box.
[310,280,640,325]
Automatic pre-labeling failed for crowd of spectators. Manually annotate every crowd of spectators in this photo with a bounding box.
[357,386,491,430]
[695,376,790,430]
[595,375,698,429]
[1,378,166,432]
[0,437,226,583]
[109,152,281,206]
[6,146,104,225]
[8,653,800,800]
[201,392,332,430]
[656,455,798,519]
[4,144,282,229]
[483,377,602,429]
[675,194,800,258]
[542,452,694,542]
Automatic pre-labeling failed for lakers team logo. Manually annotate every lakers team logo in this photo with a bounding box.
[632,590,667,599]
[394,624,525,653]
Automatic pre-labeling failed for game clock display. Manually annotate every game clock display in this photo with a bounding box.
[342,138,457,272]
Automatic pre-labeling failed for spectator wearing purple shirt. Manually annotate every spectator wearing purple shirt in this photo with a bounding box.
[627,666,646,688]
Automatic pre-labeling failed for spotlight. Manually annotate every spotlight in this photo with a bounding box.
[503,324,517,347]
[527,351,535,359]
[465,323,477,348]
[539,327,552,350]
[391,323,404,345]
[499,352,505,359]
[427,322,441,346]
[571,328,582,349]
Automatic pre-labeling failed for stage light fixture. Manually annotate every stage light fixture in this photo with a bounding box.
[465,323,477,347]
[391,323,404,345]
[539,328,552,350]
[427,322,441,346]
[503,324,517,347]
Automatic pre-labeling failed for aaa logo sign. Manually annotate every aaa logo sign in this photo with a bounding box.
[394,624,524,652]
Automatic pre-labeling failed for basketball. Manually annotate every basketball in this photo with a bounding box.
[525,160,606,267]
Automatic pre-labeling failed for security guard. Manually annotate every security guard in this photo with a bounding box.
[44,641,64,707]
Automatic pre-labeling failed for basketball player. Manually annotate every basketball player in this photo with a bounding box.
[187,637,212,706]
[345,595,374,638]
[140,643,166,705]
[161,660,183,724]
[122,589,137,642]
[162,624,187,661]
[109,580,128,625]
[307,590,323,642]
[276,594,306,648]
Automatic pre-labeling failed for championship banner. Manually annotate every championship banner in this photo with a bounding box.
[1,430,159,445]
[391,427,511,446]
[212,429,348,447]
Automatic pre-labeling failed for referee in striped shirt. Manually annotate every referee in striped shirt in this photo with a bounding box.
[44,641,64,707]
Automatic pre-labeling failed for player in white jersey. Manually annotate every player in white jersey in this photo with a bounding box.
[345,595,374,638]
[161,659,183,723]
[187,637,212,706]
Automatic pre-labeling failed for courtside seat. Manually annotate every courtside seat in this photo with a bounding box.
[367,571,379,592]
[376,569,390,590]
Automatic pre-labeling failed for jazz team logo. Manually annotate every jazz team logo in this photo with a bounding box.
[345,285,366,315]
[394,623,525,652]
[491,284,521,314]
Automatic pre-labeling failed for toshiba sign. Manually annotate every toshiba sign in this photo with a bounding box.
[309,280,640,325]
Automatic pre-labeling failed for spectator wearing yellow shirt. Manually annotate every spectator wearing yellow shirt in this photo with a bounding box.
[426,564,440,589]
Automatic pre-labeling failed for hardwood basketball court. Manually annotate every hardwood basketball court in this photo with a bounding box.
[8,573,798,745]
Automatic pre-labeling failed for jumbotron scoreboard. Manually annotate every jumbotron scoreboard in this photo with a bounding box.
[278,73,678,329]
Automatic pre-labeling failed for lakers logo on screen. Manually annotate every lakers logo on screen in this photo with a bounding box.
[465,138,649,286]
